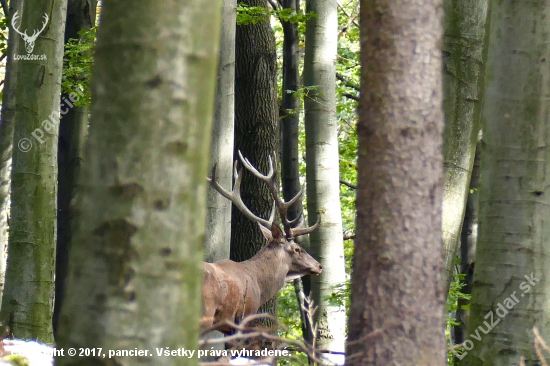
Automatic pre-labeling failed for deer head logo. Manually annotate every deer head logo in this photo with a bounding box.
[11,11,49,54]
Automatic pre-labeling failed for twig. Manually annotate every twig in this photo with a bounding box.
[339,179,356,190]
[336,73,360,92]
[336,0,359,30]
[200,310,339,365]
[533,327,550,366]
[342,93,359,101]
[343,234,355,241]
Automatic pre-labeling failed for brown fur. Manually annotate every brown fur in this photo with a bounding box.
[202,224,322,334]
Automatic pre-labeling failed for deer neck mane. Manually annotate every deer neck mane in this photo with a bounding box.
[244,242,290,304]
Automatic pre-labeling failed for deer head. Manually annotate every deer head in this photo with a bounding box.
[11,11,49,54]
[258,222,322,281]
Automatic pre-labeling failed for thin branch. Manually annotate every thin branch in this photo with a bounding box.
[343,234,355,241]
[340,179,356,190]
[343,92,359,101]
[336,73,360,92]
[0,0,7,18]
[199,308,339,366]
[337,0,359,30]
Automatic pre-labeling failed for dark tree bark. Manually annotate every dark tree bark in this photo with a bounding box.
[279,0,314,344]
[54,0,97,340]
[232,0,279,332]
[347,0,446,363]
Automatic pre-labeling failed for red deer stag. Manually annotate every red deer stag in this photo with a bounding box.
[203,152,322,334]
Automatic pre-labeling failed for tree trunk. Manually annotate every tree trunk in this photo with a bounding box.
[55,1,221,364]
[459,1,550,364]
[347,0,446,363]
[453,137,480,347]
[53,0,97,340]
[0,0,23,305]
[0,0,67,342]
[441,0,488,293]
[303,0,346,357]
[279,0,314,344]
[232,0,279,334]
[203,0,237,350]
[205,0,236,263]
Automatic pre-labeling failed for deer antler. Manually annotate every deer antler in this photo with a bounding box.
[208,151,320,238]
[237,151,320,239]
[208,161,275,229]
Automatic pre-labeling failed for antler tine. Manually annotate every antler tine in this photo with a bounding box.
[284,188,305,211]
[288,213,303,227]
[290,215,322,238]
[237,151,317,238]
[238,150,275,181]
[208,163,272,228]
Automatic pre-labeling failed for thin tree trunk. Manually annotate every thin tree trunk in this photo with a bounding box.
[347,0,446,363]
[232,0,279,336]
[203,0,237,350]
[0,0,67,342]
[303,0,346,357]
[279,0,314,345]
[460,1,550,363]
[205,0,236,263]
[0,0,23,305]
[53,0,97,340]
[56,1,222,364]
[453,137,480,347]
[441,0,488,293]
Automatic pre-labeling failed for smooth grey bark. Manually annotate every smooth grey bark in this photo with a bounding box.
[459,1,550,364]
[203,0,236,349]
[347,0,446,363]
[56,1,221,364]
[0,0,67,342]
[303,0,346,356]
[0,0,22,305]
[53,0,97,340]
[453,138,480,347]
[441,0,488,293]
[205,0,236,263]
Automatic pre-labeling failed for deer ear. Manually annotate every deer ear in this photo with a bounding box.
[259,223,273,242]
[270,223,285,241]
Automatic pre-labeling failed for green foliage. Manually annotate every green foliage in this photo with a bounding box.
[325,282,350,314]
[62,27,96,107]
[446,273,470,325]
[236,3,316,27]
[277,283,310,365]
[0,14,8,60]
[446,271,471,365]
